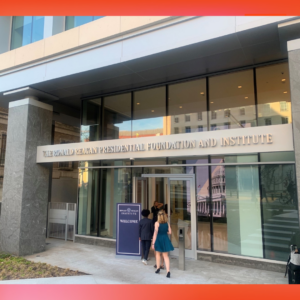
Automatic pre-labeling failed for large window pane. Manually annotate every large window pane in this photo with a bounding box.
[211,157,263,258]
[32,16,45,43]
[260,151,295,162]
[209,70,256,131]
[66,16,104,30]
[260,164,299,261]
[196,162,210,251]
[81,98,101,142]
[99,168,131,238]
[257,63,292,126]
[132,87,166,138]
[77,166,99,236]
[103,93,131,140]
[169,79,207,134]
[11,16,44,50]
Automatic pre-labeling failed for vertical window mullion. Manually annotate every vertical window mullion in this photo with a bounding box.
[206,77,210,131]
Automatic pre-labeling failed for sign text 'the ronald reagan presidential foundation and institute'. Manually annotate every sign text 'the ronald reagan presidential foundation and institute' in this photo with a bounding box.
[36,124,294,163]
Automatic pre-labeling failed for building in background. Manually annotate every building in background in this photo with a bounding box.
[1,16,300,271]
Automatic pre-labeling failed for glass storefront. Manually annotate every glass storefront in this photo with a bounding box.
[81,62,292,141]
[77,152,298,262]
[77,61,298,262]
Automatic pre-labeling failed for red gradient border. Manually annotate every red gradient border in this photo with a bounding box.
[0,284,298,300]
[1,0,300,16]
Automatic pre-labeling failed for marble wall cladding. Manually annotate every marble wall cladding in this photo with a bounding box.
[289,49,300,219]
[0,103,52,256]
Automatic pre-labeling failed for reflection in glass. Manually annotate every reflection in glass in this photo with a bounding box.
[168,79,207,134]
[209,70,256,131]
[81,98,101,142]
[260,164,299,261]
[196,165,211,250]
[65,16,104,30]
[169,180,192,250]
[257,63,292,127]
[260,151,295,162]
[77,165,99,236]
[11,16,45,50]
[133,87,166,138]
[103,93,131,140]
[99,167,132,238]
[211,157,263,258]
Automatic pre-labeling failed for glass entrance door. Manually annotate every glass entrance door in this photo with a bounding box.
[133,177,148,209]
[168,177,196,259]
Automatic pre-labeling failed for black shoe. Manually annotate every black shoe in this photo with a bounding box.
[166,272,170,278]
[155,268,160,274]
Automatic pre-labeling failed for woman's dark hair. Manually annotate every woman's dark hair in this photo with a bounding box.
[141,209,150,217]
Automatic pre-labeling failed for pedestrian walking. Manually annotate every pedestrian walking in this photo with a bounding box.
[152,210,174,278]
[139,209,154,265]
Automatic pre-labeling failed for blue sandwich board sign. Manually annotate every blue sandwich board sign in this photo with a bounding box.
[116,203,141,257]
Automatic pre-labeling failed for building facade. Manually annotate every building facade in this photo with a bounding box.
[1,16,300,269]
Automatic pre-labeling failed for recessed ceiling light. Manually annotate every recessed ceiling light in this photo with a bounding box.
[179,106,183,108]
[137,103,140,105]
[283,91,288,94]
[245,97,248,99]
[151,110,155,112]
[211,102,214,104]
[200,92,205,95]
[238,86,242,89]
[282,79,286,82]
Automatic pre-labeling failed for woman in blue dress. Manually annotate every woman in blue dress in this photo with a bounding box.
[151,210,174,278]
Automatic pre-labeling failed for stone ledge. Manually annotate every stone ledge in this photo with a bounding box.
[197,252,286,273]
[74,235,116,248]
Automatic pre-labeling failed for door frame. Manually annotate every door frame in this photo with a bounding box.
[142,174,197,259]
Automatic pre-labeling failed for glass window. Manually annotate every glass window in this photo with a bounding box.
[99,167,132,238]
[11,16,44,50]
[260,164,299,261]
[260,151,295,162]
[198,126,203,132]
[133,87,166,138]
[168,156,208,165]
[81,98,102,142]
[174,127,179,134]
[77,167,99,236]
[169,79,207,134]
[209,69,256,131]
[65,16,104,30]
[211,160,263,258]
[265,118,271,126]
[196,164,210,251]
[103,93,131,140]
[185,126,191,133]
[257,63,292,126]
[101,160,131,167]
[133,158,166,165]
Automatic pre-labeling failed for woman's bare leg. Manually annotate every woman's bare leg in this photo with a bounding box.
[155,251,161,269]
[160,253,164,267]
[162,252,170,272]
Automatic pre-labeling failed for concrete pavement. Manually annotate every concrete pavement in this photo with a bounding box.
[0,238,288,284]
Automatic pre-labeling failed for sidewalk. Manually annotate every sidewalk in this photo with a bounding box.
[0,239,288,284]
